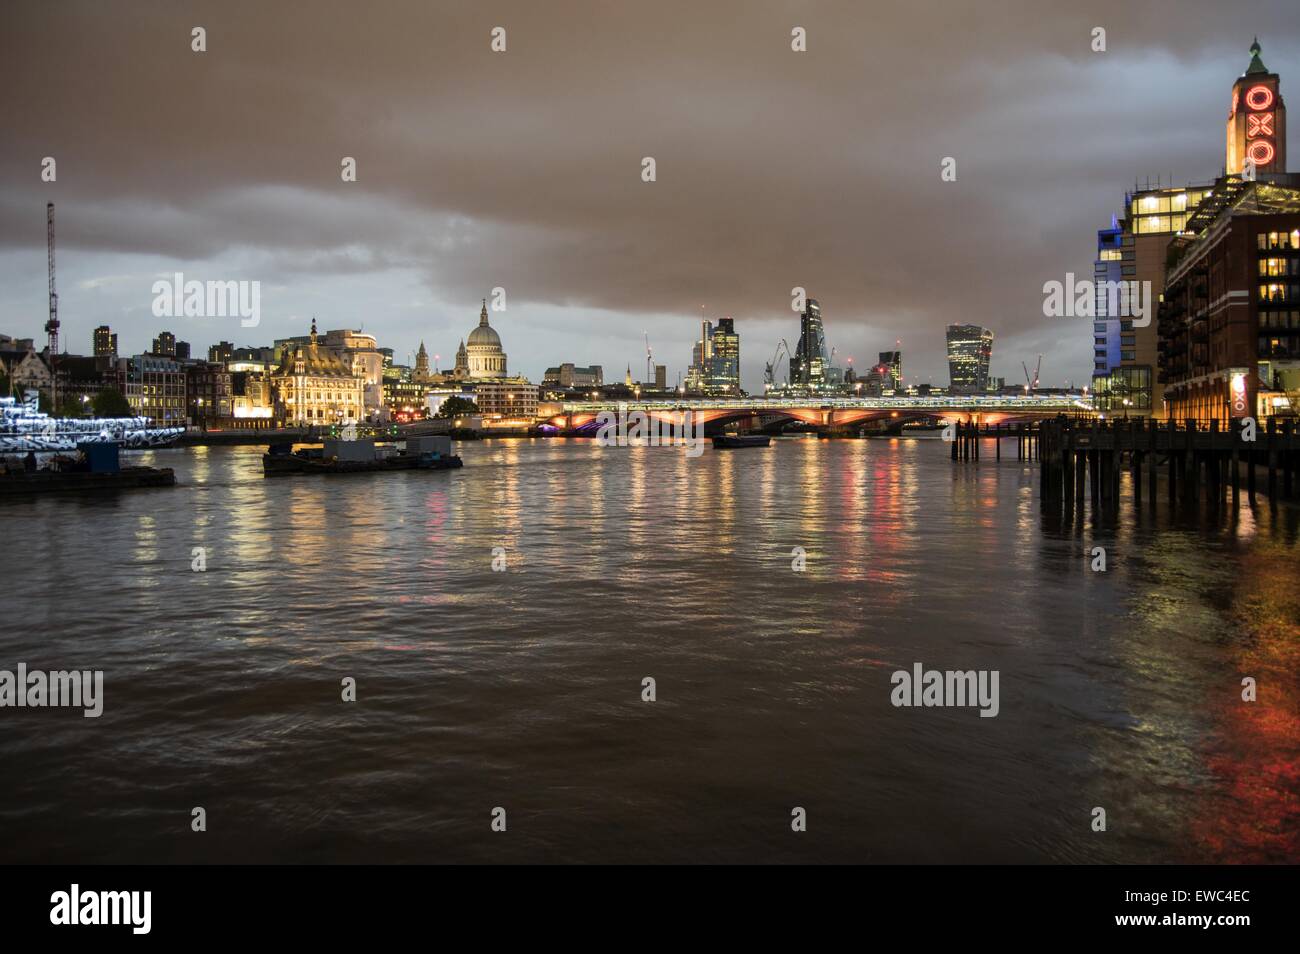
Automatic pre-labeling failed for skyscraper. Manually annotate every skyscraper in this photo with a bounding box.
[686,318,742,394]
[686,320,710,392]
[878,350,902,392]
[707,318,741,394]
[946,325,993,392]
[790,298,828,389]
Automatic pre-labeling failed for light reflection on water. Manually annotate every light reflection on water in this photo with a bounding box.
[0,436,1295,863]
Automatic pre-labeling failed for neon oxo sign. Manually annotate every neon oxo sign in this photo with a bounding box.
[1244,84,1277,168]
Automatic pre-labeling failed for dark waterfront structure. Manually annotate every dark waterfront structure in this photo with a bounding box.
[1037,416,1300,513]
[945,324,993,393]
[790,298,828,389]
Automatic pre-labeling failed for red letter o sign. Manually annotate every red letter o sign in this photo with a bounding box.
[1245,84,1274,111]
[1247,140,1276,165]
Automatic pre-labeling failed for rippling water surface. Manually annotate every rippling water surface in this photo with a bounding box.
[1,436,1296,863]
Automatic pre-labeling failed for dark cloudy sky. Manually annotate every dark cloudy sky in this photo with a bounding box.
[2,0,1297,389]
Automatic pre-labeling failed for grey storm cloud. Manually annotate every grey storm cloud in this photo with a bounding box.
[1,0,1298,386]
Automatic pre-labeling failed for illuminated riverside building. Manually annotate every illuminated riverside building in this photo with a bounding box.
[1160,185,1300,423]
[383,365,429,420]
[945,325,993,393]
[322,329,384,417]
[1155,39,1297,421]
[275,326,385,417]
[1091,216,1163,415]
[1091,224,1124,384]
[1095,183,1215,417]
[230,370,273,419]
[124,353,185,425]
[466,379,539,421]
[272,320,365,424]
[1096,41,1288,417]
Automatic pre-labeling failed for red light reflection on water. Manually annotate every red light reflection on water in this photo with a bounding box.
[1188,553,1300,863]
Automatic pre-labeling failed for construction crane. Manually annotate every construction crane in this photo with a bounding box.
[45,202,59,404]
[764,339,791,388]
[1021,354,1042,391]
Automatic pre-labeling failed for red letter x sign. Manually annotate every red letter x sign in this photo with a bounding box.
[1247,113,1274,137]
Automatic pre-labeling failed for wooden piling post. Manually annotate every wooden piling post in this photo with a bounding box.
[1168,419,1178,505]
[1285,421,1294,499]
[1267,418,1278,500]
[1147,419,1157,504]
[1132,421,1142,508]
[1231,417,1240,507]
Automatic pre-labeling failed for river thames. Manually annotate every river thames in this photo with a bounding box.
[1,436,1296,863]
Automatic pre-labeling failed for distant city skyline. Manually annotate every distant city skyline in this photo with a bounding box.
[2,2,1298,391]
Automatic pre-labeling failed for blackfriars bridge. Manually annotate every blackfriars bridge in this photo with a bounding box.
[544,394,1095,435]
